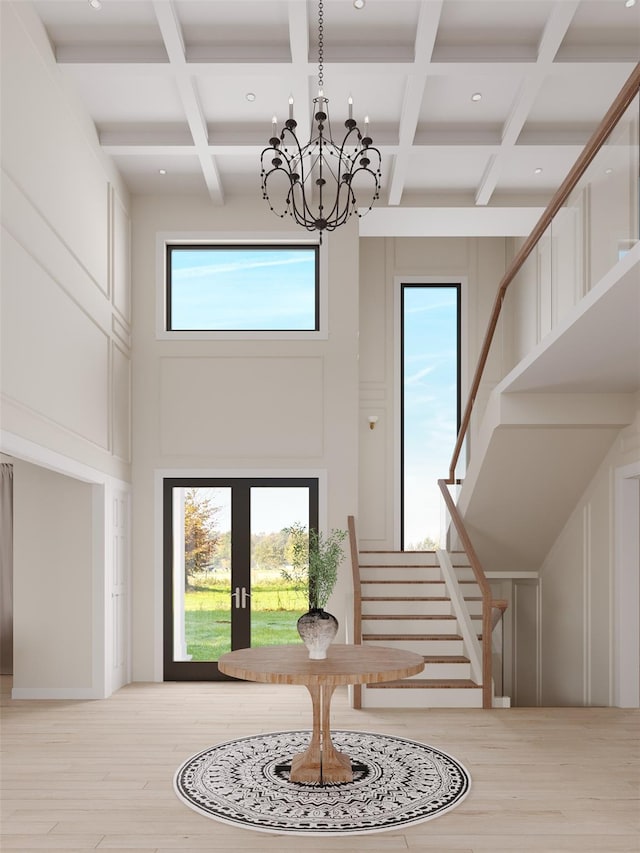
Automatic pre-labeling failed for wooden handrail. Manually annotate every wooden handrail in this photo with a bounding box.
[438,479,495,709]
[347,515,362,710]
[449,63,640,483]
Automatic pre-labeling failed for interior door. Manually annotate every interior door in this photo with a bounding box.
[163,477,318,680]
[111,489,130,693]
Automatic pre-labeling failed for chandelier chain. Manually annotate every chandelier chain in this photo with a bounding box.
[317,0,324,91]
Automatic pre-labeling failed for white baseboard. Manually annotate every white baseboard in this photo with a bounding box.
[492,696,511,708]
[11,686,101,700]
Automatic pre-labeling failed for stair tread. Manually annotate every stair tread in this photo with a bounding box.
[423,655,469,663]
[359,550,437,555]
[362,633,463,641]
[366,678,479,689]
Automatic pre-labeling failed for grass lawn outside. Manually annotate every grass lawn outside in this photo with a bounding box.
[184,573,308,661]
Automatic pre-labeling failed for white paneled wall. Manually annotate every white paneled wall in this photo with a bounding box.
[131,202,359,681]
[496,97,638,397]
[0,3,132,697]
[0,3,131,481]
[358,236,507,550]
[540,412,640,707]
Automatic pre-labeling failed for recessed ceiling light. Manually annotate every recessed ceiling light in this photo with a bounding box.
[534,167,543,174]
[246,92,256,102]
[354,0,365,9]
[605,168,613,174]
[471,92,482,102]
[624,0,636,8]
[159,169,167,175]
[88,0,102,8]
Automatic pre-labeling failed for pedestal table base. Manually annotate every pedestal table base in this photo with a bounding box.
[289,684,352,783]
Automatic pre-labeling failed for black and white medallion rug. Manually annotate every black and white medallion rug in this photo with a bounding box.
[174,729,471,836]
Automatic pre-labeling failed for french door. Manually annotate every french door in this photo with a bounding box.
[163,477,318,680]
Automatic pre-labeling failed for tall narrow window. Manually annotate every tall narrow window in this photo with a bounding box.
[402,284,460,550]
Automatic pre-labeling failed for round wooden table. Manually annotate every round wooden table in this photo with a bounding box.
[218,643,424,783]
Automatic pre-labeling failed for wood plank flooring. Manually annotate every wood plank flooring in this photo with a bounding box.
[1,676,639,852]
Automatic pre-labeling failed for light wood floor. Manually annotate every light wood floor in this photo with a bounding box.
[1,676,638,853]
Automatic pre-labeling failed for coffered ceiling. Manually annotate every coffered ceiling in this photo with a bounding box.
[30,0,639,230]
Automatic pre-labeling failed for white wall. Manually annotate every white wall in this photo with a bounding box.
[357,236,507,549]
[0,3,133,697]
[11,461,94,695]
[130,197,359,681]
[540,405,640,707]
[0,2,131,482]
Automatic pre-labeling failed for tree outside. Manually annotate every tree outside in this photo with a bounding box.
[184,488,221,589]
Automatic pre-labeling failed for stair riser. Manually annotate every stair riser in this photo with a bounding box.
[456,568,478,581]
[359,552,439,567]
[361,686,483,709]
[362,600,453,616]
[362,618,458,634]
[360,566,443,582]
[361,582,447,596]
[363,638,465,655]
[421,662,471,679]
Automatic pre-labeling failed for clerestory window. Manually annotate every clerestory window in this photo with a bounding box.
[166,244,319,333]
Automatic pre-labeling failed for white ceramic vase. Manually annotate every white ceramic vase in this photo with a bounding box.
[296,608,339,660]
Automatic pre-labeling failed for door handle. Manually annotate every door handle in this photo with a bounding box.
[231,587,251,609]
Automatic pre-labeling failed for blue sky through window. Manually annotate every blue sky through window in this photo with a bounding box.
[403,285,459,548]
[169,246,317,331]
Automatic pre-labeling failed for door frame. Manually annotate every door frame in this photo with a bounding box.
[614,461,640,707]
[153,468,327,682]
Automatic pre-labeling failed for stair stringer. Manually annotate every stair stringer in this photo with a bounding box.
[436,548,483,685]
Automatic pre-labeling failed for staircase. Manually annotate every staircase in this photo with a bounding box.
[357,550,492,708]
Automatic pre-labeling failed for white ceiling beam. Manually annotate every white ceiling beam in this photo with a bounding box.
[474,0,579,207]
[359,206,544,237]
[386,0,443,207]
[286,0,311,144]
[153,0,224,204]
[55,53,628,77]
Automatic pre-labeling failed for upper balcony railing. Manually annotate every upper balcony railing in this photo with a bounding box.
[449,64,640,485]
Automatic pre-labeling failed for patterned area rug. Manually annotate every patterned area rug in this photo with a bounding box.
[174,729,471,836]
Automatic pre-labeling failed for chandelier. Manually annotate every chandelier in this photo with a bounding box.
[260,0,382,238]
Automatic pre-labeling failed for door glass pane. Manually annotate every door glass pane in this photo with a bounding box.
[173,487,231,661]
[250,487,309,647]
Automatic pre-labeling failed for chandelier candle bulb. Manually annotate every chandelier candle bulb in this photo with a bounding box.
[348,96,353,119]
[289,97,294,120]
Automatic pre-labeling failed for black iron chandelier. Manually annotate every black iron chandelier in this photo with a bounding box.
[260,0,382,238]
